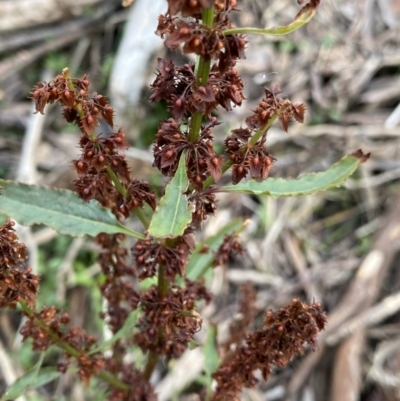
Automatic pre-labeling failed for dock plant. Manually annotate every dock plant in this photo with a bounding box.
[0,1,369,400]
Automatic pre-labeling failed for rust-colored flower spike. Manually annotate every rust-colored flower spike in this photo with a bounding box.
[0,219,39,309]
[159,1,241,62]
[96,233,140,333]
[212,299,326,401]
[134,279,211,359]
[151,60,244,122]
[31,73,114,133]
[153,117,224,190]
[151,0,246,191]
[31,72,156,219]
[20,306,106,385]
[132,234,194,280]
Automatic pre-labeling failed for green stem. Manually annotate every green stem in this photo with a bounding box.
[19,300,130,392]
[157,264,169,298]
[62,67,85,121]
[143,351,159,381]
[248,100,291,146]
[188,6,215,143]
[135,207,150,229]
[97,371,130,391]
[106,166,127,196]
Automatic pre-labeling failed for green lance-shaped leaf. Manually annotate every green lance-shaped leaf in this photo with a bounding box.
[219,151,370,199]
[148,152,193,238]
[0,353,61,401]
[88,308,141,355]
[0,180,145,239]
[223,2,319,37]
[186,219,245,281]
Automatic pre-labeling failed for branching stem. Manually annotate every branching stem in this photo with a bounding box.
[202,101,291,189]
[19,300,130,392]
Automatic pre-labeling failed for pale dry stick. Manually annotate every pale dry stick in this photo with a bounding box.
[0,0,102,32]
[0,2,116,84]
[368,324,400,339]
[368,339,400,388]
[286,193,400,399]
[361,76,400,105]
[15,69,54,264]
[260,197,297,273]
[329,248,393,401]
[156,347,205,401]
[282,230,317,301]
[256,257,361,321]
[358,163,378,220]
[32,226,59,246]
[242,388,265,401]
[326,290,400,346]
[385,102,400,128]
[329,330,365,401]
[345,166,400,189]
[69,37,91,75]
[347,54,382,100]
[227,269,284,287]
[109,0,165,129]
[291,124,400,139]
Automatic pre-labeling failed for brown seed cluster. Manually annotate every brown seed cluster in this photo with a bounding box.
[31,72,156,219]
[132,234,194,280]
[134,280,211,359]
[151,0,246,192]
[31,74,113,134]
[153,117,224,190]
[151,59,244,120]
[212,299,327,401]
[159,0,240,61]
[225,87,306,183]
[97,233,140,333]
[0,219,39,309]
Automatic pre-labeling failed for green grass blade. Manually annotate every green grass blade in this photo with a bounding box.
[148,152,193,238]
[0,368,61,400]
[0,180,145,239]
[0,353,60,401]
[186,219,244,281]
[203,324,220,398]
[88,309,141,355]
[219,151,369,199]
